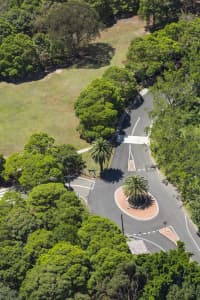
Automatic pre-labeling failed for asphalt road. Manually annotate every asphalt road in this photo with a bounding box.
[88,91,200,263]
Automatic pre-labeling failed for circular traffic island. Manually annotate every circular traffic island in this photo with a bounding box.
[114,186,159,221]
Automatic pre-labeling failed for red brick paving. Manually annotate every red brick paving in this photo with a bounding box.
[115,187,159,221]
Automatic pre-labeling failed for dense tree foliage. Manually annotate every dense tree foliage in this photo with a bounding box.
[138,0,199,30]
[75,68,138,141]
[3,132,85,190]
[0,0,143,81]
[75,78,122,140]
[139,19,200,229]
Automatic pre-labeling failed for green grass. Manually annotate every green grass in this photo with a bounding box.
[0,17,145,157]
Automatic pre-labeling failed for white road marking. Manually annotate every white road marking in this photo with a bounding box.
[129,235,165,252]
[131,117,141,136]
[71,184,92,190]
[185,214,200,252]
[139,88,149,97]
[78,176,95,183]
[123,136,149,144]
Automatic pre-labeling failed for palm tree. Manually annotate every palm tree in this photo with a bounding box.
[124,175,151,208]
[91,138,112,174]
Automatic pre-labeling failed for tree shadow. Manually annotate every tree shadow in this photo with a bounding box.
[74,42,115,69]
[100,168,124,183]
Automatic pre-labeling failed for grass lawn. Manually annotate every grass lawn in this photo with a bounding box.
[0,16,145,159]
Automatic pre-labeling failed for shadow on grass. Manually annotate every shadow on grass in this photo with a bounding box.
[4,42,115,84]
[74,42,115,69]
[100,168,124,183]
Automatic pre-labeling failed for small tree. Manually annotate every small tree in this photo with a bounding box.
[91,138,112,174]
[124,175,151,208]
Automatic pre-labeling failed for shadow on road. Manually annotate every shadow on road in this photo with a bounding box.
[101,168,124,183]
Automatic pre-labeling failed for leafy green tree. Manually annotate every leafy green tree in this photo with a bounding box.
[24,132,55,155]
[50,144,85,178]
[88,248,133,291]
[38,0,100,58]
[27,183,85,232]
[24,229,56,264]
[19,153,63,190]
[0,33,41,81]
[20,242,90,300]
[78,215,128,256]
[3,205,38,242]
[103,66,138,102]
[0,282,19,300]
[5,7,33,34]
[124,175,150,207]
[0,153,5,183]
[138,0,182,29]
[75,78,122,140]
[137,242,200,300]
[92,261,146,300]
[126,31,181,81]
[90,138,112,173]
[0,240,28,289]
[3,152,24,184]
[0,17,14,43]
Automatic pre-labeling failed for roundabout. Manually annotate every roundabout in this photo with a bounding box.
[114,186,159,221]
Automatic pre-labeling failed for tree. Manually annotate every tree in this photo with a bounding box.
[0,153,5,183]
[0,240,28,290]
[19,153,63,190]
[0,17,14,43]
[138,0,182,30]
[50,144,85,179]
[27,182,85,231]
[75,78,122,140]
[103,66,138,103]
[20,242,90,300]
[24,229,56,264]
[78,215,128,256]
[90,138,112,173]
[0,283,19,300]
[0,33,41,81]
[3,152,24,184]
[124,175,150,208]
[24,132,55,155]
[38,0,100,59]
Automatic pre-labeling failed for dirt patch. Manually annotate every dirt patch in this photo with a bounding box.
[115,186,159,221]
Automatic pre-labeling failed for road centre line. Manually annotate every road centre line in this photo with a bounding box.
[131,117,141,136]
[127,117,140,171]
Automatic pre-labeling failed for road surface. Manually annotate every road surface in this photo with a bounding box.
[88,91,200,263]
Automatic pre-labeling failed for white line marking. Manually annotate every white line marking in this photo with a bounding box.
[78,177,95,183]
[131,235,165,252]
[131,117,141,136]
[71,185,92,190]
[185,214,200,252]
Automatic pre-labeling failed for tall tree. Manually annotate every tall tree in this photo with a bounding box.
[124,175,150,207]
[90,138,112,173]
[38,0,100,59]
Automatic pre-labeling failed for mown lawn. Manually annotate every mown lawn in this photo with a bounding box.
[0,16,145,158]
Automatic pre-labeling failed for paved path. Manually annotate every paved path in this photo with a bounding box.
[88,91,200,262]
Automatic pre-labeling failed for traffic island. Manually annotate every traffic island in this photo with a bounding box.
[114,186,159,221]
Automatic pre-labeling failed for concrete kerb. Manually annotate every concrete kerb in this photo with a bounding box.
[114,186,159,221]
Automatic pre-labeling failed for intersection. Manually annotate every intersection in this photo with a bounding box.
[88,91,200,262]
